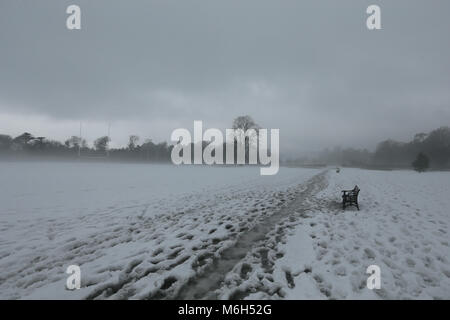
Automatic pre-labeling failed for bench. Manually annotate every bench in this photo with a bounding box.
[342,185,360,210]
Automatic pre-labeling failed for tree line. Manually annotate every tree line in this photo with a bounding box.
[0,116,260,163]
[0,131,173,162]
[287,126,450,170]
[3,120,447,170]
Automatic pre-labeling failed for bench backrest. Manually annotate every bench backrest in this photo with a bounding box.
[349,186,360,197]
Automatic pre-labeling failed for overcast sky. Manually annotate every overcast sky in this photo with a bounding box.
[1,0,449,156]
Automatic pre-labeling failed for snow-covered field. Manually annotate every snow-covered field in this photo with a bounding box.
[236,168,450,300]
[0,163,449,299]
[0,162,319,299]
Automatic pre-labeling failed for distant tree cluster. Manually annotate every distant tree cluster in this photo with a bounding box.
[0,116,261,164]
[2,121,448,171]
[373,127,450,169]
[285,126,450,171]
[0,132,172,162]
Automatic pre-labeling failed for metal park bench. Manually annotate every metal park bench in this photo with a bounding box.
[342,185,360,210]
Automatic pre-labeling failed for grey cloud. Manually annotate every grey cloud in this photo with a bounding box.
[1,0,450,154]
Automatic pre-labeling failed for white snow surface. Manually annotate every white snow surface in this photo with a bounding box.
[0,162,318,299]
[0,163,449,299]
[235,168,450,300]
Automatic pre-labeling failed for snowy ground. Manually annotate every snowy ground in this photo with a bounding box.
[0,162,319,299]
[230,168,450,300]
[0,163,449,299]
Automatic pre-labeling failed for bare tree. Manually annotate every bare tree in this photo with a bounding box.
[231,116,260,164]
[65,136,86,148]
[94,136,110,152]
[128,135,140,150]
[13,132,34,145]
[232,115,259,132]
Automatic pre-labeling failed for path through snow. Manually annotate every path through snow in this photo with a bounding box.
[229,169,450,299]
